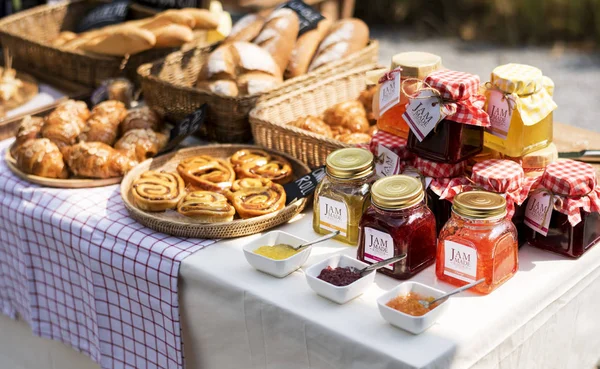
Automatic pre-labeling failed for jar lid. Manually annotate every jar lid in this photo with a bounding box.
[391,52,442,79]
[492,63,544,95]
[326,148,374,179]
[371,175,424,209]
[517,143,558,169]
[453,191,507,219]
[365,68,388,86]
[540,159,597,197]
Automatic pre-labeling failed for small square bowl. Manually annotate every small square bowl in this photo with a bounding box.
[305,254,376,305]
[377,282,450,334]
[243,231,311,278]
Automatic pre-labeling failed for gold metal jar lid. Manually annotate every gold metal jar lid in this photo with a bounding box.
[326,148,374,179]
[371,175,424,209]
[391,52,442,79]
[453,191,507,219]
[365,68,388,86]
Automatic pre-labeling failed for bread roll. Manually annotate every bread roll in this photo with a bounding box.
[226,13,265,43]
[81,26,156,56]
[308,18,369,72]
[253,8,299,72]
[286,18,332,78]
[151,24,194,48]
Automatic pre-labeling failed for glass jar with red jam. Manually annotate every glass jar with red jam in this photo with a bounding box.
[407,70,490,164]
[525,160,600,258]
[436,191,519,295]
[358,175,437,280]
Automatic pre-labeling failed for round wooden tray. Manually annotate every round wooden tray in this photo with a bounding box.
[120,144,310,239]
[5,149,122,188]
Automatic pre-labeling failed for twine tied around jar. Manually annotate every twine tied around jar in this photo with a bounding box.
[526,187,597,228]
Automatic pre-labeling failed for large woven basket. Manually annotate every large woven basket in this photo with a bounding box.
[0,0,208,87]
[249,64,376,168]
[138,40,379,143]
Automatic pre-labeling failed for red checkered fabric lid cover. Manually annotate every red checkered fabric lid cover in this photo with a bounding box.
[412,157,468,197]
[369,130,413,160]
[423,69,490,127]
[538,159,600,225]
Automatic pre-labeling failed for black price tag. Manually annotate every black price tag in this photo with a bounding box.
[160,105,207,153]
[280,0,325,36]
[133,0,199,9]
[77,1,130,33]
[284,166,326,205]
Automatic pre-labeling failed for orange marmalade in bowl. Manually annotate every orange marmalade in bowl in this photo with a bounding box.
[386,292,438,316]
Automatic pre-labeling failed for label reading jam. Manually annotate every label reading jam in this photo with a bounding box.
[486,90,515,139]
[524,191,553,236]
[363,228,394,270]
[402,90,447,142]
[378,70,401,116]
[443,240,477,283]
[375,144,400,178]
[319,197,348,237]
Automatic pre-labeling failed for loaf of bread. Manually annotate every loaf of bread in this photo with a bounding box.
[286,18,332,78]
[253,8,299,72]
[151,24,194,48]
[226,13,265,43]
[308,18,369,72]
[196,41,282,97]
[80,26,156,56]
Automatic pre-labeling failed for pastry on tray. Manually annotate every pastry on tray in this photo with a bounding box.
[237,154,293,185]
[120,107,163,135]
[11,115,44,157]
[176,191,235,222]
[62,142,137,179]
[177,155,236,192]
[131,171,186,211]
[114,129,168,162]
[14,138,69,179]
[229,181,286,219]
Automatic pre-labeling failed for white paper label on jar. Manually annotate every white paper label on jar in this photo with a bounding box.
[524,191,553,236]
[486,90,515,140]
[443,240,477,283]
[319,196,348,237]
[402,90,447,142]
[378,71,401,116]
[375,144,401,178]
[363,227,395,270]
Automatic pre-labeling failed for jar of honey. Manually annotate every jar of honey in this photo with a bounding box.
[503,143,558,179]
[484,63,557,157]
[376,52,442,139]
[358,175,437,279]
[436,191,519,294]
[313,148,374,245]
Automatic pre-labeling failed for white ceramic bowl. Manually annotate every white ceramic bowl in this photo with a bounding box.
[377,282,450,334]
[305,254,376,304]
[243,231,311,278]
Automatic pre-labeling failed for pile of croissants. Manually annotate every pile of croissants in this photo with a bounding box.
[131,149,293,222]
[10,100,167,180]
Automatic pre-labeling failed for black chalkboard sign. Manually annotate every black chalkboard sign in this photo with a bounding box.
[77,1,130,33]
[280,0,325,36]
[284,166,326,205]
[160,105,208,153]
[134,0,199,10]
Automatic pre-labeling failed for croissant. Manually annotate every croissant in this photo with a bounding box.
[229,149,271,170]
[11,115,44,157]
[90,100,128,125]
[289,116,333,138]
[42,109,84,149]
[55,99,90,123]
[358,86,376,124]
[229,182,286,219]
[114,128,168,162]
[131,171,186,211]
[238,155,293,185]
[177,155,236,192]
[120,107,163,135]
[177,191,235,222]
[336,132,372,145]
[15,138,68,179]
[62,142,137,179]
[78,115,120,145]
[323,100,370,133]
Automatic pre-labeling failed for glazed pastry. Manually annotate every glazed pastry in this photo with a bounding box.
[336,132,372,145]
[323,100,370,133]
[238,155,293,185]
[78,115,120,145]
[229,149,271,170]
[15,138,68,179]
[330,126,352,137]
[114,129,168,162]
[57,100,91,122]
[120,107,163,135]
[91,100,128,125]
[131,171,186,211]
[177,155,236,192]
[289,116,333,138]
[11,115,44,157]
[177,191,235,222]
[230,177,272,192]
[42,110,84,149]
[63,142,137,179]
[229,182,286,219]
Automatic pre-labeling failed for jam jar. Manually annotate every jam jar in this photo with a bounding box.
[358,175,437,280]
[484,63,557,157]
[313,148,374,245]
[436,191,519,294]
[376,52,442,139]
[525,160,600,258]
[407,69,490,164]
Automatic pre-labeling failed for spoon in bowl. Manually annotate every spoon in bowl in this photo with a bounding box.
[418,278,486,309]
[350,254,407,277]
[291,230,340,250]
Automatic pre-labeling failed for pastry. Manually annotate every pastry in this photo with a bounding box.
[286,18,332,78]
[177,155,236,192]
[289,116,333,138]
[114,129,168,162]
[323,100,370,133]
[120,107,163,135]
[229,182,286,219]
[336,132,372,145]
[150,24,194,48]
[229,149,271,171]
[78,115,120,145]
[131,171,186,211]
[62,142,137,179]
[14,138,68,179]
[56,100,91,122]
[177,191,235,222]
[308,19,369,72]
[359,86,377,123]
[90,100,128,125]
[11,115,44,157]
[238,155,293,185]
[230,177,272,192]
[42,109,84,149]
[52,31,78,47]
[253,8,299,72]
[225,13,265,43]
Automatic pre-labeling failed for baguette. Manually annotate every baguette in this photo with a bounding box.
[151,24,194,48]
[226,13,265,43]
[308,18,369,72]
[286,18,332,78]
[80,26,156,56]
[253,8,299,72]
[181,8,220,30]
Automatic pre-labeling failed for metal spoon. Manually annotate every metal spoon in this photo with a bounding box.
[351,254,407,277]
[418,278,486,309]
[291,230,340,250]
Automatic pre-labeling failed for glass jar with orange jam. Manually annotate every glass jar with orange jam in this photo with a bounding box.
[376,52,442,139]
[436,191,518,295]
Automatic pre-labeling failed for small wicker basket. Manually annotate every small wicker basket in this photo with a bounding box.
[249,64,376,168]
[138,40,379,143]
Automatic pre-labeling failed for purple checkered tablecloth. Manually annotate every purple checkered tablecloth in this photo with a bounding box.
[0,139,216,369]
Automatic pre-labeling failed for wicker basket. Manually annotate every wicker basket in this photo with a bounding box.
[0,0,208,87]
[249,64,376,168]
[138,40,379,143]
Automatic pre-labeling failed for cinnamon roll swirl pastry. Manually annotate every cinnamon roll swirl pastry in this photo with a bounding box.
[238,155,293,184]
[177,155,236,192]
[114,128,168,162]
[177,191,235,222]
[120,107,163,135]
[225,177,272,201]
[229,149,271,171]
[62,142,137,179]
[15,138,68,179]
[131,171,186,212]
[230,182,286,219]
[11,115,45,157]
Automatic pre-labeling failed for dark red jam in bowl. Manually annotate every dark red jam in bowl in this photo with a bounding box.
[317,266,362,286]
